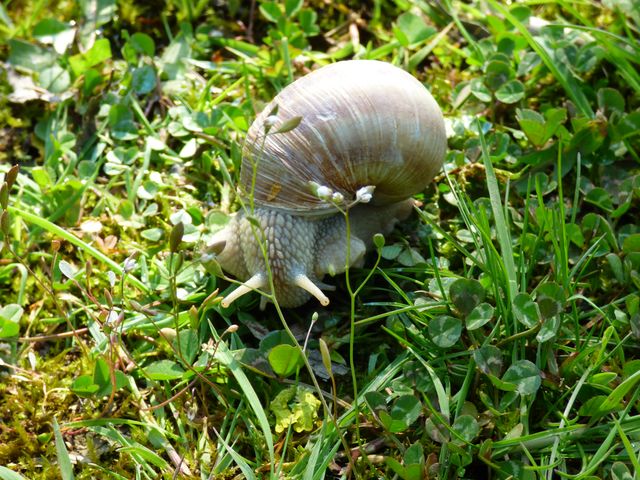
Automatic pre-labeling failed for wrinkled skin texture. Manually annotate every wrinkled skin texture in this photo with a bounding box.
[209,200,414,308]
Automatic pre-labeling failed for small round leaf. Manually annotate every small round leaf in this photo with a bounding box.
[473,345,503,376]
[502,360,541,396]
[466,302,494,330]
[449,278,485,315]
[452,414,480,443]
[495,79,525,104]
[268,344,304,377]
[429,315,462,348]
[513,293,540,328]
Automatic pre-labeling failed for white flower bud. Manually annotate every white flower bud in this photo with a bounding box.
[331,192,344,203]
[356,185,375,203]
[316,185,333,199]
[123,256,138,273]
[264,115,278,129]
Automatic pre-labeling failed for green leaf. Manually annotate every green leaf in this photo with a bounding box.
[365,391,386,414]
[260,2,282,22]
[70,375,100,397]
[536,315,560,343]
[585,187,614,212]
[92,357,128,397]
[69,38,112,76]
[470,78,492,102]
[449,278,485,315]
[484,59,513,91]
[53,417,75,480]
[618,111,640,139]
[495,79,525,103]
[517,51,541,76]
[33,19,76,54]
[143,360,185,380]
[495,460,536,480]
[395,12,433,46]
[578,395,614,417]
[397,247,426,266]
[284,0,303,17]
[465,302,494,330]
[8,39,57,73]
[516,108,566,147]
[268,344,304,377]
[513,293,540,328]
[565,223,585,247]
[298,9,319,35]
[452,414,480,443]
[380,395,422,433]
[0,304,23,338]
[259,330,295,352]
[611,461,633,480]
[429,315,462,348]
[141,228,163,241]
[130,32,155,56]
[0,304,23,323]
[502,360,541,396]
[598,369,640,413]
[516,109,546,146]
[131,65,156,95]
[381,244,402,260]
[173,329,199,365]
[160,34,191,80]
[270,386,321,433]
[597,87,625,117]
[108,105,138,141]
[0,466,29,480]
[404,441,424,466]
[473,345,503,376]
[385,458,408,479]
[82,68,102,96]
[622,234,640,254]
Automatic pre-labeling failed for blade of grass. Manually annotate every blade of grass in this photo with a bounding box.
[214,341,275,477]
[211,423,257,480]
[53,417,75,480]
[0,467,28,480]
[477,120,519,302]
[615,419,640,475]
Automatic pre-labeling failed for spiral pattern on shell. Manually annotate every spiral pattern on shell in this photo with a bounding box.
[241,60,447,215]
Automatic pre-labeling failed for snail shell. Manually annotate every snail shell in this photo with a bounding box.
[242,60,446,214]
[209,60,446,308]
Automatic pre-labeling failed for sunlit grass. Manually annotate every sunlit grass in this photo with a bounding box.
[0,0,639,479]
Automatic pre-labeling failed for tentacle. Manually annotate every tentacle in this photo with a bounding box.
[221,273,266,308]
[294,274,330,306]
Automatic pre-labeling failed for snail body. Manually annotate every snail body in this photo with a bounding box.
[210,60,446,308]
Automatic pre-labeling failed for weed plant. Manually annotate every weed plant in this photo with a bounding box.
[0,1,639,479]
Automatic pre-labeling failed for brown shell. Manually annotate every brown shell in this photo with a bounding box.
[241,60,446,216]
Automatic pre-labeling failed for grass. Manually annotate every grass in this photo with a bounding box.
[1,0,639,479]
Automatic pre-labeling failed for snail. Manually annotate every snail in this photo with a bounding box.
[209,60,446,308]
